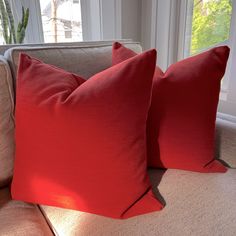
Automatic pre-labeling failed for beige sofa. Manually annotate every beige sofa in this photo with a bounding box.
[0,41,236,236]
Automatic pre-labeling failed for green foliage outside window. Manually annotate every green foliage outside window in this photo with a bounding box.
[191,0,232,55]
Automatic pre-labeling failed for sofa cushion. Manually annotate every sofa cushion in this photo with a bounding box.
[112,42,229,173]
[215,117,236,168]
[0,56,15,188]
[11,50,163,219]
[0,187,53,236]
[4,41,142,81]
[40,169,236,236]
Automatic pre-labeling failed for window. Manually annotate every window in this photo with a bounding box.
[39,0,83,43]
[0,0,120,45]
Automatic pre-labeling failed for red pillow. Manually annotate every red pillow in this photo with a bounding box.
[112,42,229,173]
[11,51,163,219]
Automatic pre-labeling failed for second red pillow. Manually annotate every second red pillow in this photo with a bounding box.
[112,42,229,173]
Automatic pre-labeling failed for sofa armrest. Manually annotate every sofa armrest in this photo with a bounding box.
[215,115,236,168]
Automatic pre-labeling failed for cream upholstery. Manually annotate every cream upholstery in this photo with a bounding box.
[0,187,53,236]
[216,117,236,168]
[41,169,236,236]
[0,56,15,188]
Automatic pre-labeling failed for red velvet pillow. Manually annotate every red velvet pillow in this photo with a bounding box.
[11,51,163,219]
[112,42,229,173]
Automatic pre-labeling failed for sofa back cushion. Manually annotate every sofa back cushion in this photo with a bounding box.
[4,41,142,81]
[0,56,15,187]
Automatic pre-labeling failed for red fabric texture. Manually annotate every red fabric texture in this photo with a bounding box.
[112,42,229,173]
[11,51,164,219]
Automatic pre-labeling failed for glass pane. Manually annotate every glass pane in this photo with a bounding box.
[190,0,232,55]
[40,0,83,43]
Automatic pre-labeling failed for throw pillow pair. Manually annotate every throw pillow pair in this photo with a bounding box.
[11,42,229,219]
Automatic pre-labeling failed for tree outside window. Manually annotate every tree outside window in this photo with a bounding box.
[190,0,232,55]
